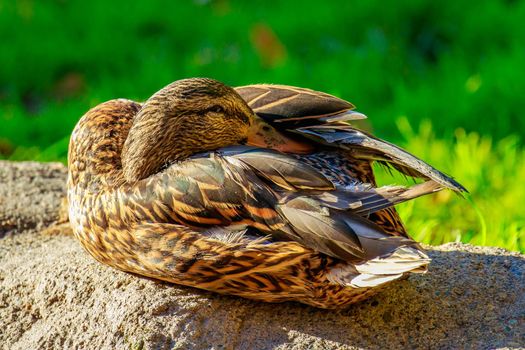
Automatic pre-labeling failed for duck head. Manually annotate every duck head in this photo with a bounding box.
[121,78,311,182]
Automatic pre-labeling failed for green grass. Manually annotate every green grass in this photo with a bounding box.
[375,118,524,252]
[0,0,523,252]
[1,0,524,147]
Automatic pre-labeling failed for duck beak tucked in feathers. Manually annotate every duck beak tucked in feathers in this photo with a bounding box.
[246,118,314,154]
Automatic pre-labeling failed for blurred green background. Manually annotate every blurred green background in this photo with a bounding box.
[1,0,523,251]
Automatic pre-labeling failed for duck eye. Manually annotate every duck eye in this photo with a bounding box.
[209,105,224,114]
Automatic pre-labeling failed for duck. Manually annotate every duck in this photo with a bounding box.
[67,78,466,309]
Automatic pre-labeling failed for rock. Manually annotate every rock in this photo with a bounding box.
[0,161,67,237]
[0,161,524,350]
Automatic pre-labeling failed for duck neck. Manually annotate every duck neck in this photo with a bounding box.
[119,100,202,183]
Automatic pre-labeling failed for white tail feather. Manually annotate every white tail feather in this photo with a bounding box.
[326,246,430,288]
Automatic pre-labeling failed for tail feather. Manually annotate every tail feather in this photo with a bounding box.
[326,245,430,288]
[354,246,430,275]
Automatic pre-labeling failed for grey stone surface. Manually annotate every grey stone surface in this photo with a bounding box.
[0,161,524,350]
[0,160,66,237]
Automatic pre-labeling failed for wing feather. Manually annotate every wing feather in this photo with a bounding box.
[296,126,467,193]
[236,84,467,193]
[235,84,357,127]
[131,149,432,262]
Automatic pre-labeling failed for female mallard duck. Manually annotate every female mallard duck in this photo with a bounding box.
[68,78,466,309]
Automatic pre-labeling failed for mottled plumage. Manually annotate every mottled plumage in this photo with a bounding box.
[68,78,465,308]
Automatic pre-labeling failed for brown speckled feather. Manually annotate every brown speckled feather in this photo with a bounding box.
[68,79,461,308]
[235,84,357,125]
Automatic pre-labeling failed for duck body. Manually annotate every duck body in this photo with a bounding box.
[68,79,465,308]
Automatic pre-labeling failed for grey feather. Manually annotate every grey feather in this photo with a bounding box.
[277,196,419,262]
[296,126,467,193]
[220,146,334,191]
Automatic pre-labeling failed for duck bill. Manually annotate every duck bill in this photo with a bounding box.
[247,120,313,154]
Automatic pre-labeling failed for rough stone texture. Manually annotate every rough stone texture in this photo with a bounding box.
[0,161,523,350]
[0,160,67,237]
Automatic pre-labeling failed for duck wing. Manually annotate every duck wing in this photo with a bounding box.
[138,147,438,262]
[236,84,467,193]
